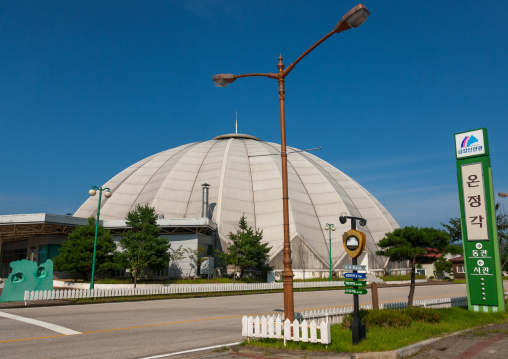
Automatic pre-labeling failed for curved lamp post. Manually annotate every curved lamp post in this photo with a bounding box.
[88,186,112,290]
[324,223,336,281]
[212,4,370,321]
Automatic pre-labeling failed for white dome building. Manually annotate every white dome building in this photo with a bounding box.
[75,133,399,277]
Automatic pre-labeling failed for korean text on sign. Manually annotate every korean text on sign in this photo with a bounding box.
[461,163,489,241]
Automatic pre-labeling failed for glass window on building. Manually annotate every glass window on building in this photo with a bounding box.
[156,266,169,277]
[456,265,465,273]
[38,244,62,265]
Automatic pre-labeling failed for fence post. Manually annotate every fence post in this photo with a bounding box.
[261,316,267,338]
[268,315,275,338]
[254,316,260,338]
[301,320,308,342]
[320,319,331,344]
[248,316,254,337]
[310,320,317,343]
[284,319,292,341]
[371,282,379,310]
[242,316,248,337]
[293,319,300,342]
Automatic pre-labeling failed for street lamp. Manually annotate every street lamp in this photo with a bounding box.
[324,223,336,281]
[88,186,112,290]
[212,4,369,321]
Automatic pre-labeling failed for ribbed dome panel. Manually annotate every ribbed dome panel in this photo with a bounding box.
[74,134,399,269]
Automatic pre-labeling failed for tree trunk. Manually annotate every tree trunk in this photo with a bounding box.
[133,270,137,289]
[408,258,416,307]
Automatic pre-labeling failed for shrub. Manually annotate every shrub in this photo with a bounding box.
[402,307,441,323]
[342,307,441,329]
[364,309,412,328]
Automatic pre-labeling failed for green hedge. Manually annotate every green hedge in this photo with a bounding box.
[342,307,442,329]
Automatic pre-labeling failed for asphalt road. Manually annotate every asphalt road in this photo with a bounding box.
[0,284,468,359]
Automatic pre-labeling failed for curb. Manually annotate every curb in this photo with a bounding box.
[234,327,477,359]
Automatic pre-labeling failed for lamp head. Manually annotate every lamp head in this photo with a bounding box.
[212,74,236,87]
[104,190,112,198]
[325,225,329,231]
[334,4,370,33]
[339,216,347,224]
[359,219,367,227]
[89,189,97,197]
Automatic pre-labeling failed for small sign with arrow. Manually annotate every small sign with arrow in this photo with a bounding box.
[345,288,368,295]
[344,273,367,279]
[344,281,367,287]
[344,264,366,271]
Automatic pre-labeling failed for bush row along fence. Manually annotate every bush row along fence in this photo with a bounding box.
[242,315,331,345]
[23,281,346,303]
[295,296,469,323]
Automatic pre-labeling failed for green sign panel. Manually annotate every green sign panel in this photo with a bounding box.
[345,288,367,295]
[344,281,367,287]
[455,128,505,313]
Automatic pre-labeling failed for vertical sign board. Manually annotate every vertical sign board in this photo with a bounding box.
[455,128,505,313]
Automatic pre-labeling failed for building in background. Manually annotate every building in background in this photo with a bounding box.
[1,133,402,279]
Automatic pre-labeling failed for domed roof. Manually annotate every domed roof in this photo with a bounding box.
[75,133,399,270]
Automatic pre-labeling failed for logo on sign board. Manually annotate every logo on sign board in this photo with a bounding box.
[460,135,478,148]
[455,129,486,159]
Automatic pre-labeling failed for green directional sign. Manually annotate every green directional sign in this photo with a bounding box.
[344,281,367,287]
[455,128,505,314]
[345,288,367,295]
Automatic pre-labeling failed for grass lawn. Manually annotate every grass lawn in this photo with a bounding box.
[245,306,508,353]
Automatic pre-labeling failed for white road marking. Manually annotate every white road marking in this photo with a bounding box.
[138,342,242,359]
[0,311,81,335]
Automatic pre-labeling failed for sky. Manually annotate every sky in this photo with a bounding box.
[1,1,507,228]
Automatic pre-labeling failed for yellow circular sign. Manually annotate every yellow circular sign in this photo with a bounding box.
[342,229,366,258]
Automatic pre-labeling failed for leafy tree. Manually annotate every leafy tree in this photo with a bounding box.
[117,204,170,288]
[442,203,508,268]
[53,217,117,281]
[496,204,508,271]
[185,246,208,278]
[440,217,463,245]
[434,255,453,279]
[217,215,272,280]
[376,226,450,306]
[170,245,186,278]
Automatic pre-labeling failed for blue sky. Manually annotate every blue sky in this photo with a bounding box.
[1,1,507,228]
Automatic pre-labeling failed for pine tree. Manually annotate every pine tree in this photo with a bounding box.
[376,226,450,306]
[118,204,170,287]
[218,215,272,279]
[53,217,117,281]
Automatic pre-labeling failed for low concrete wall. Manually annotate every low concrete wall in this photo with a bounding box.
[54,278,427,290]
[384,279,427,285]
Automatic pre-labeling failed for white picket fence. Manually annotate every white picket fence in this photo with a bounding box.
[296,296,469,323]
[242,315,331,345]
[23,281,345,303]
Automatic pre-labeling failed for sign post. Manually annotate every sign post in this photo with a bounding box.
[455,128,505,313]
[340,215,368,345]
